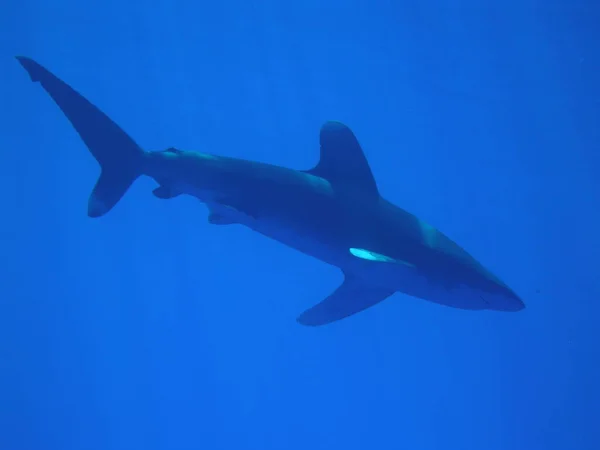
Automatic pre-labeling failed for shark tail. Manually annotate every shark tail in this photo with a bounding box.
[86,149,144,218]
[16,56,145,218]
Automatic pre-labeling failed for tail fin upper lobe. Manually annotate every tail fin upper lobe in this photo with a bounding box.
[16,56,144,217]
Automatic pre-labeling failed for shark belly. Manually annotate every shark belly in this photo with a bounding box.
[343,246,523,312]
[183,186,498,311]
[179,183,520,312]
[170,182,349,268]
[344,256,489,310]
[246,220,500,311]
[220,207,351,269]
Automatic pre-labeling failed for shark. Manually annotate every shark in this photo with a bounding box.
[16,56,525,326]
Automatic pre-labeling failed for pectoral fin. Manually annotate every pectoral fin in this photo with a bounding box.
[297,275,395,326]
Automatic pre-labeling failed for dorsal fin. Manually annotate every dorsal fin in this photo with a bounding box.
[306,121,379,197]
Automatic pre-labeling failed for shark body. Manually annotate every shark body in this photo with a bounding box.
[17,57,525,326]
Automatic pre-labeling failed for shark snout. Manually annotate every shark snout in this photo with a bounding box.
[488,288,526,312]
[501,295,526,312]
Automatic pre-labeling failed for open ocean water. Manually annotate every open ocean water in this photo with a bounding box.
[1,1,599,449]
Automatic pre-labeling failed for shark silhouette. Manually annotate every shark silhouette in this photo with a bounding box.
[16,56,525,326]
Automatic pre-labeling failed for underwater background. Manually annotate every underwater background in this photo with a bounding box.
[1,1,599,449]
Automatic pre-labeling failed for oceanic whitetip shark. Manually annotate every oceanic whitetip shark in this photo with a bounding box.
[16,56,525,326]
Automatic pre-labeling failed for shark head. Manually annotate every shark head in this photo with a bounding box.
[305,122,525,318]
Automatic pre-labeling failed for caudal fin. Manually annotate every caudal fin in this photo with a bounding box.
[16,56,145,217]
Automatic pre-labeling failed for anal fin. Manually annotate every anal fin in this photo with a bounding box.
[297,275,395,326]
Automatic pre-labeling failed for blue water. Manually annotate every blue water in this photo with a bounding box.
[1,1,599,449]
